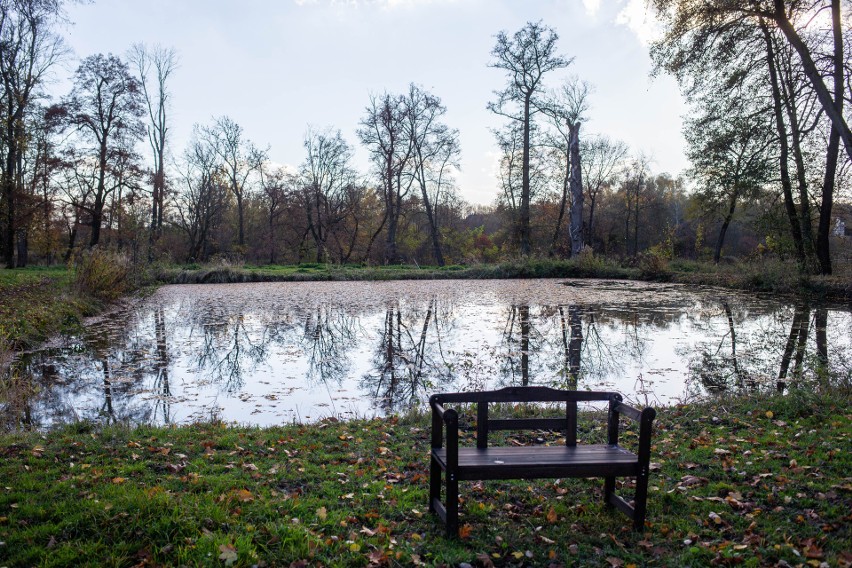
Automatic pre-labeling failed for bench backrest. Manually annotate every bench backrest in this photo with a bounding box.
[430,386,623,448]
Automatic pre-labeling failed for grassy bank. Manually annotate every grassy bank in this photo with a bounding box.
[157,257,852,301]
[1,392,849,567]
[156,258,635,285]
[0,267,92,354]
[0,250,146,355]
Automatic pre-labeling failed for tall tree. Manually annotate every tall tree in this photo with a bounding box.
[258,163,292,265]
[403,83,460,266]
[0,0,65,267]
[488,20,571,256]
[201,116,265,250]
[173,128,228,262]
[686,104,773,263]
[541,78,590,257]
[128,43,178,259]
[581,135,628,246]
[300,126,356,263]
[649,0,852,273]
[358,92,414,264]
[55,53,144,247]
[816,0,845,274]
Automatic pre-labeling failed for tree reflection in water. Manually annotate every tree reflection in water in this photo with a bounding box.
[151,306,172,424]
[193,310,269,392]
[4,280,851,430]
[361,297,454,412]
[300,304,359,387]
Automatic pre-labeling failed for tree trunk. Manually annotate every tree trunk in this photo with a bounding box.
[91,144,108,247]
[771,0,852,164]
[780,63,816,269]
[16,228,27,268]
[568,122,584,257]
[520,96,531,256]
[419,172,444,266]
[548,150,570,257]
[3,133,17,268]
[816,0,844,276]
[236,193,245,248]
[761,22,805,264]
[713,191,739,263]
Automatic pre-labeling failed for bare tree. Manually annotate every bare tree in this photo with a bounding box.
[173,128,228,261]
[53,53,145,247]
[541,78,590,257]
[581,136,628,245]
[488,20,571,256]
[0,0,66,267]
[358,92,414,264]
[403,83,460,266]
[300,126,356,263]
[128,42,178,259]
[258,163,293,265]
[200,116,265,250]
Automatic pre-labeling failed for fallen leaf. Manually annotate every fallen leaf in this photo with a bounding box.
[606,557,624,567]
[546,507,558,523]
[316,507,327,520]
[458,524,473,539]
[218,544,238,566]
[112,477,126,484]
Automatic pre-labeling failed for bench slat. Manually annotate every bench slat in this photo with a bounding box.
[433,445,639,480]
[487,418,568,431]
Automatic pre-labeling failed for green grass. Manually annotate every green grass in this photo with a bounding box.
[0,267,95,352]
[0,391,849,567]
[157,258,638,286]
[152,257,852,301]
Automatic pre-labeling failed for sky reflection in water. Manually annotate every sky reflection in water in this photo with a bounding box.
[6,279,851,430]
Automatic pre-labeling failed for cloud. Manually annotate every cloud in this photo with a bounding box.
[615,0,663,45]
[294,0,458,7]
[582,0,602,17]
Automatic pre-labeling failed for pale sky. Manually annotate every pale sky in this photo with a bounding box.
[57,0,687,205]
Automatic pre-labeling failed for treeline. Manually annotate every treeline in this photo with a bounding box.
[0,1,850,273]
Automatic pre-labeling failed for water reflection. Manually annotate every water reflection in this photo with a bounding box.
[2,279,850,430]
[362,298,455,412]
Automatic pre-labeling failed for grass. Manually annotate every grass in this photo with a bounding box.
[153,257,852,301]
[0,267,93,353]
[0,391,849,567]
[159,258,637,285]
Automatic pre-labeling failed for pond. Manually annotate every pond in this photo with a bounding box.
[3,279,850,430]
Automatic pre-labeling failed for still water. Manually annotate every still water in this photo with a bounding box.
[4,279,850,430]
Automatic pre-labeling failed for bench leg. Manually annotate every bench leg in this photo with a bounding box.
[603,476,615,509]
[633,471,649,531]
[429,455,441,513]
[446,474,459,538]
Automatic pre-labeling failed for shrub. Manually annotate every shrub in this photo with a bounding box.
[72,248,132,302]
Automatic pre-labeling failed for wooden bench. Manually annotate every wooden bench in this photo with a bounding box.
[428,386,656,537]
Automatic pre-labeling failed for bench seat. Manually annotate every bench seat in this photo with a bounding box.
[432,444,639,480]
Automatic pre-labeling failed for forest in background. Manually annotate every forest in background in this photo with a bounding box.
[0,0,850,276]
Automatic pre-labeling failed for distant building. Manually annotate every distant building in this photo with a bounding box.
[833,218,852,237]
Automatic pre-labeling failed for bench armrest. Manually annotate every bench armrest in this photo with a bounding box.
[430,398,459,473]
[608,398,656,451]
